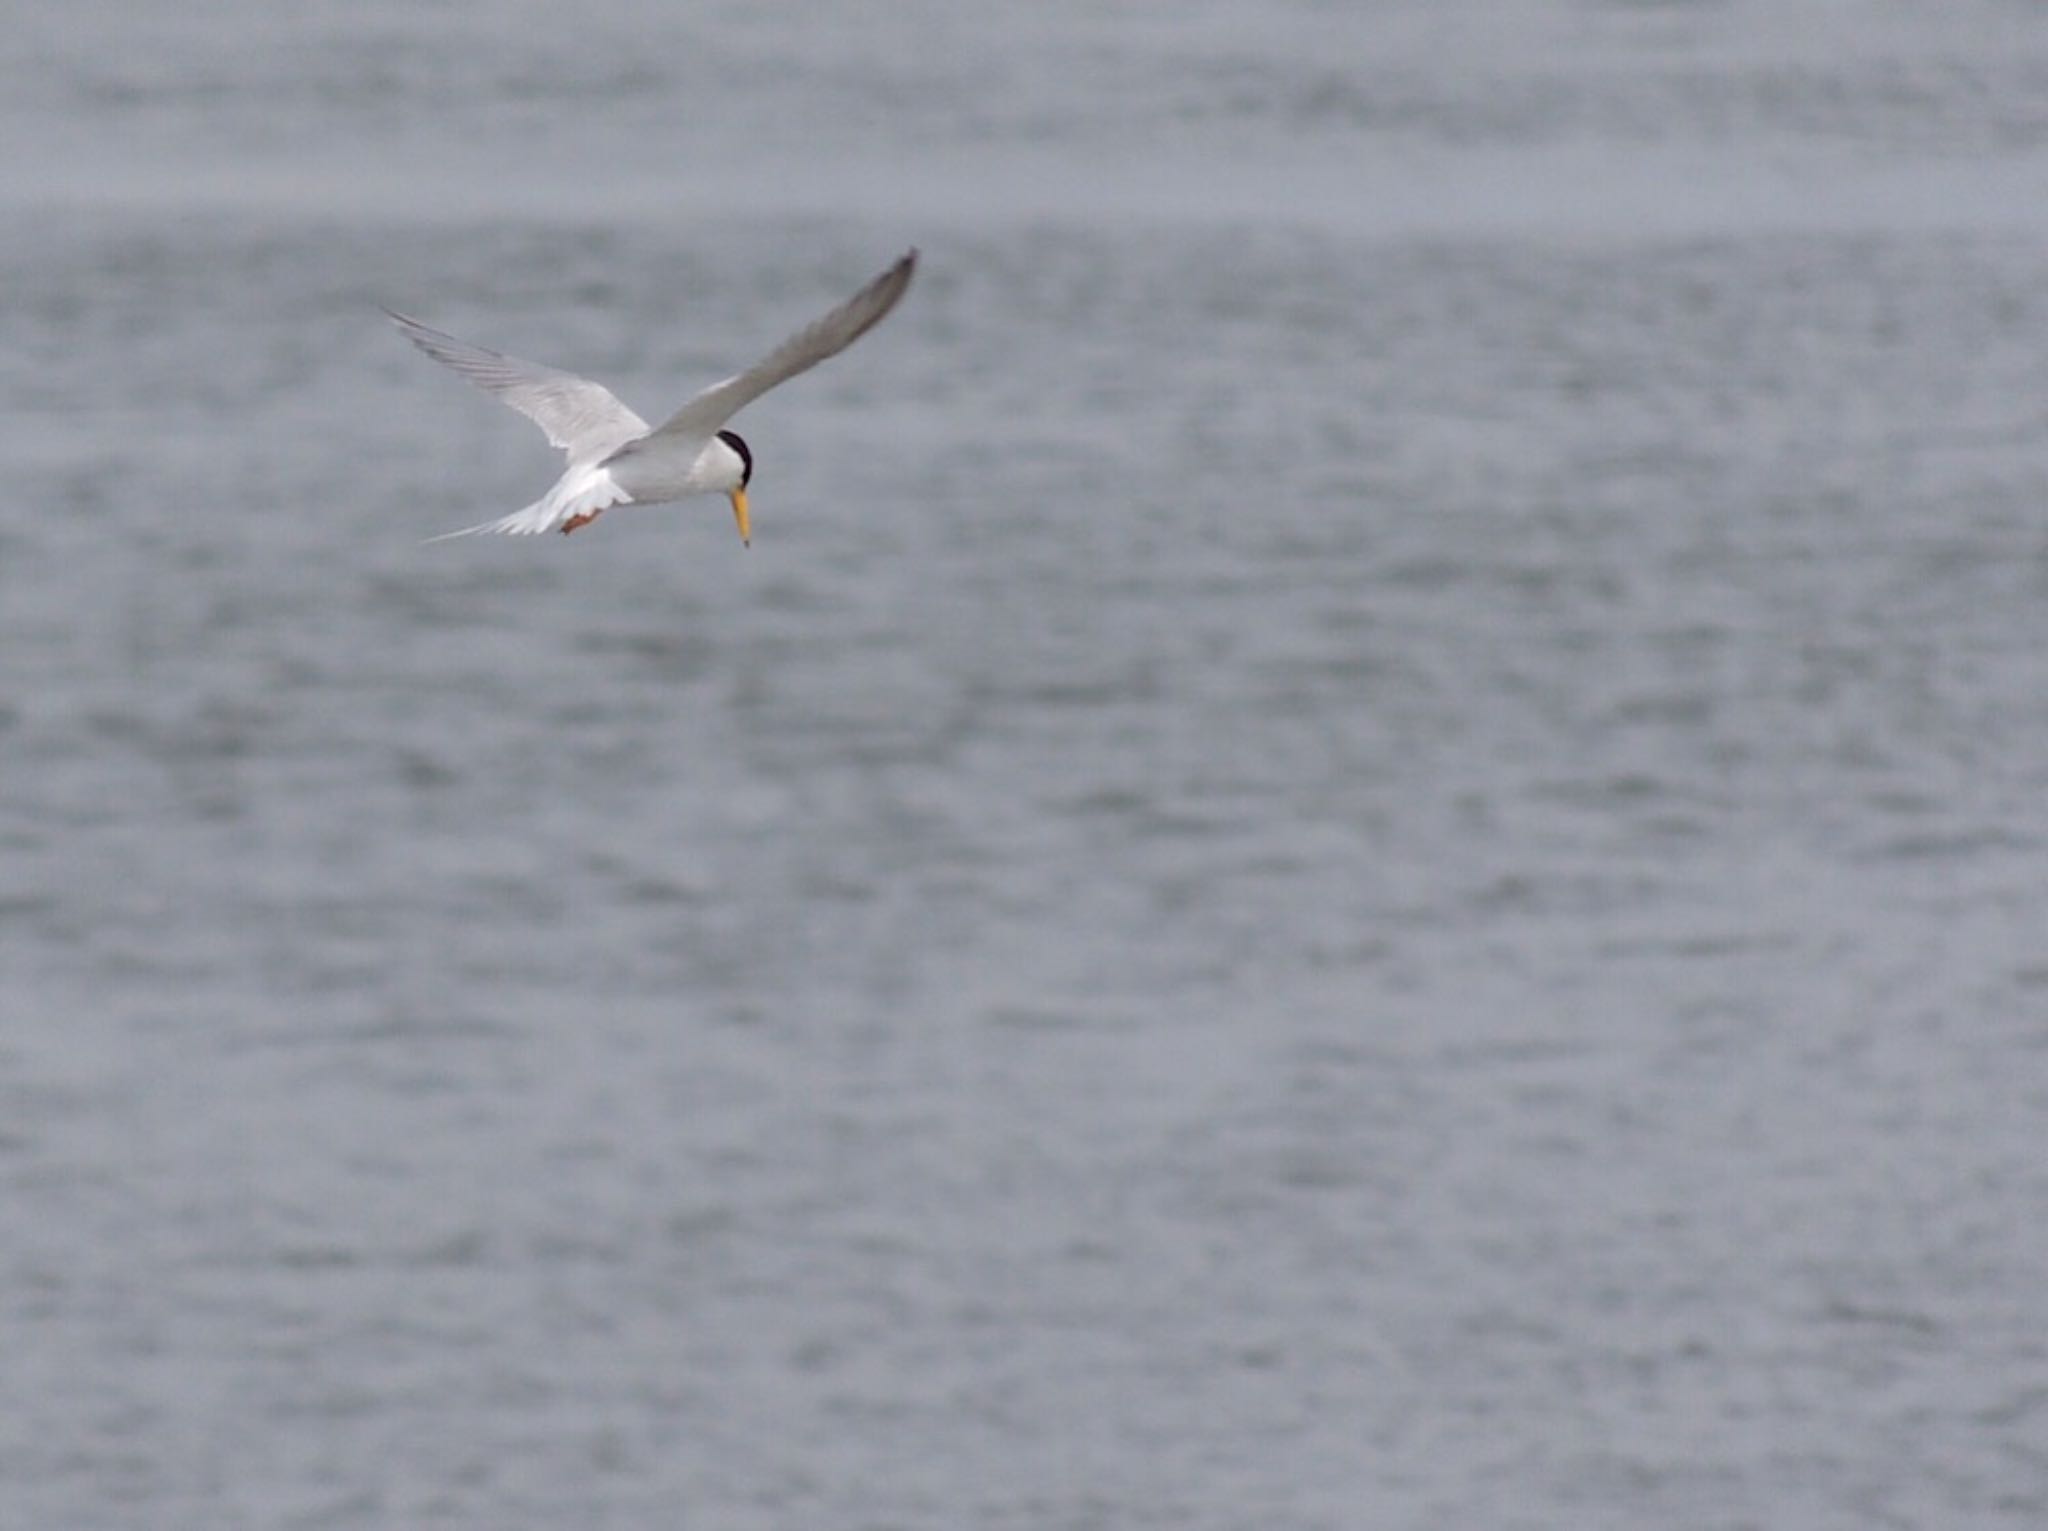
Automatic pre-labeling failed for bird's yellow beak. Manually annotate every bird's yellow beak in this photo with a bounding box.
[728,487,751,547]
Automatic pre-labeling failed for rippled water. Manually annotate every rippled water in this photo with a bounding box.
[6,4,2048,1528]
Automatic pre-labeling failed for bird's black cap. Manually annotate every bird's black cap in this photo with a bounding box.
[717,429,753,487]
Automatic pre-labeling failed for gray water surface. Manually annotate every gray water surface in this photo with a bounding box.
[6,4,2048,1528]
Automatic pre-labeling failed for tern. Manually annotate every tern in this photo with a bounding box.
[386,249,916,545]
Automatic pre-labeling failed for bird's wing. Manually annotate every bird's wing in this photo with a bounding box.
[622,250,917,454]
[384,309,651,464]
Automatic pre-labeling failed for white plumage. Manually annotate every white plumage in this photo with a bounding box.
[386,249,916,544]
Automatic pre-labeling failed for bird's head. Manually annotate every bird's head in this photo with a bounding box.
[717,429,754,546]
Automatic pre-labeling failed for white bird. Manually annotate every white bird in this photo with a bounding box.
[386,249,917,545]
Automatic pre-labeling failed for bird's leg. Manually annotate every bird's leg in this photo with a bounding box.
[561,509,602,534]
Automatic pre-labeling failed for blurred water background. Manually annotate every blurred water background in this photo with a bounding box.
[6,3,2048,1527]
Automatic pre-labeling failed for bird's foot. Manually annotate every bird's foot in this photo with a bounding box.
[561,510,601,534]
